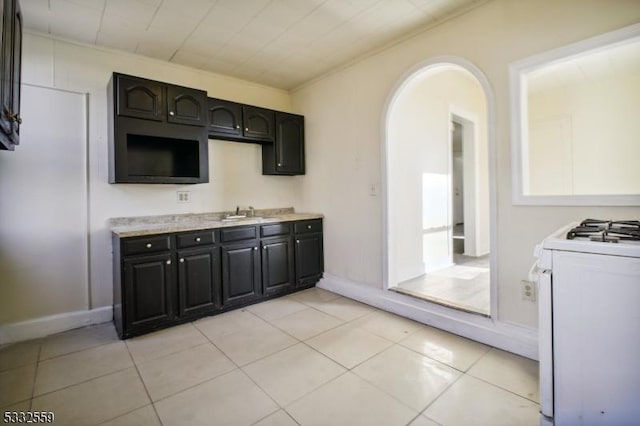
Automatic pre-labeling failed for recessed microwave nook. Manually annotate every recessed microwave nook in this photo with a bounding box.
[126,134,200,179]
[108,73,209,184]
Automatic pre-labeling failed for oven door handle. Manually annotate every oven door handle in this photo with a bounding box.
[538,269,554,419]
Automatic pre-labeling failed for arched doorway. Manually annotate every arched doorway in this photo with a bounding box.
[383,58,496,317]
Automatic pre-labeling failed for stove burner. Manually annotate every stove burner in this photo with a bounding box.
[567,219,640,242]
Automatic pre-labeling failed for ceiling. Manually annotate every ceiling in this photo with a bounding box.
[21,0,483,90]
[527,38,640,94]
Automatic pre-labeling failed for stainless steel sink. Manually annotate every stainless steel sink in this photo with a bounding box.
[221,215,272,222]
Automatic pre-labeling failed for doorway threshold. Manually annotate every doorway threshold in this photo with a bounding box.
[389,286,490,317]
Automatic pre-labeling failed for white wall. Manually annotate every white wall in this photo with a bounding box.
[388,67,488,282]
[528,72,640,195]
[292,0,640,328]
[1,33,299,327]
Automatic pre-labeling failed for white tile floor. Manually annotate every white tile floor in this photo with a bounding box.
[0,288,539,426]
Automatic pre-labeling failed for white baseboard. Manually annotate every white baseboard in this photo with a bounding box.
[0,306,113,344]
[317,273,538,360]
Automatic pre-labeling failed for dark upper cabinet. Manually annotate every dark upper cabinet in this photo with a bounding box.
[261,236,294,295]
[207,97,242,138]
[242,105,274,141]
[205,96,306,175]
[0,0,22,151]
[177,246,219,318]
[123,253,176,333]
[263,112,305,175]
[167,85,207,127]
[109,73,209,184]
[115,74,206,127]
[221,239,261,307]
[116,74,165,122]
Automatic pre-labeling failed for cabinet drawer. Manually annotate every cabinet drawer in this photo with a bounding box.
[294,219,322,234]
[122,235,172,256]
[220,226,257,242]
[261,223,291,238]
[177,230,216,248]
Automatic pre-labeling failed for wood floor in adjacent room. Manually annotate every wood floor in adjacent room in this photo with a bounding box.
[394,254,491,316]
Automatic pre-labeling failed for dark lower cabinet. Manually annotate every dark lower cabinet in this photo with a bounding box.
[295,234,324,287]
[262,236,294,295]
[221,241,261,307]
[114,219,323,339]
[122,253,175,334]
[294,219,324,287]
[178,247,219,318]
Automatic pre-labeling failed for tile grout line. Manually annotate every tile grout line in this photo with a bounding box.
[125,325,210,364]
[123,339,164,426]
[29,364,134,402]
[464,373,540,405]
[37,325,119,362]
[415,369,467,420]
[341,343,431,416]
[28,341,43,411]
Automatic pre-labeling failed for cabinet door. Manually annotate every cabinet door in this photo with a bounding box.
[123,253,175,332]
[116,74,165,121]
[221,241,261,307]
[262,236,294,295]
[8,0,20,145]
[167,85,207,127]
[242,105,274,141]
[178,247,220,318]
[207,98,242,138]
[295,233,324,287]
[275,113,304,174]
[0,0,20,148]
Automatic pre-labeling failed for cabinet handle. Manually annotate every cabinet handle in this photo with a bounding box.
[263,246,267,250]
[236,125,240,129]
[195,237,201,242]
[253,247,258,251]
[277,163,282,167]
[180,258,184,263]
[6,109,22,124]
[296,240,300,244]
[146,243,152,248]
[169,111,175,116]
[166,260,171,265]
[308,225,312,229]
[245,127,249,131]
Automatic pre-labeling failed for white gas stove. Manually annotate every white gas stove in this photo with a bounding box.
[535,219,640,426]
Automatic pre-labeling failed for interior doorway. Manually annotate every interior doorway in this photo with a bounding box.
[452,120,465,256]
[386,62,491,316]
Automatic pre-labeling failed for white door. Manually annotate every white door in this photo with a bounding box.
[0,85,89,323]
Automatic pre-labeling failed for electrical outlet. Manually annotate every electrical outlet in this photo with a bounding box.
[369,183,377,197]
[177,190,191,203]
[522,280,536,302]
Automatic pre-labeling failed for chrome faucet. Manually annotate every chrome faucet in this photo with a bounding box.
[248,206,255,217]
